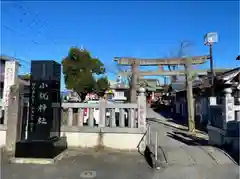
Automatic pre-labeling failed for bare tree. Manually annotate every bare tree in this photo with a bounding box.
[166,41,194,83]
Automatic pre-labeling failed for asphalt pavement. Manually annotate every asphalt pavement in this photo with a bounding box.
[3,149,154,179]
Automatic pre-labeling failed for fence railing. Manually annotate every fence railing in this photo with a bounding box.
[0,94,147,138]
[61,101,138,128]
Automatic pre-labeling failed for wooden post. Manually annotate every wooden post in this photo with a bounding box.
[185,58,195,132]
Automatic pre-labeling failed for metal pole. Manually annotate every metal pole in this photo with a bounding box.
[209,44,215,96]
[155,131,158,161]
[148,124,151,145]
[0,147,2,179]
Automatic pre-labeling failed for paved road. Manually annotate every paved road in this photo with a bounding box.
[3,149,155,179]
[146,107,239,179]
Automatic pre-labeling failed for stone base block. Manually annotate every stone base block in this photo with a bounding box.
[207,125,225,146]
[15,136,67,158]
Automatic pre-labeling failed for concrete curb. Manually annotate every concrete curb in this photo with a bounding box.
[9,150,67,165]
[148,117,187,130]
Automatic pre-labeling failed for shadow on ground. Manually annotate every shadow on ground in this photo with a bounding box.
[167,131,209,146]
[143,146,155,168]
[167,131,239,165]
[152,106,208,132]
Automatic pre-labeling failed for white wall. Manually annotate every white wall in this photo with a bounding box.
[61,131,142,150]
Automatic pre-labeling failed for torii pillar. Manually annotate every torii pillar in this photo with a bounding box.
[130,62,139,102]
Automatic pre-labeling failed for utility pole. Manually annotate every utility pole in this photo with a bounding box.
[204,32,218,97]
[209,44,215,96]
[185,57,195,132]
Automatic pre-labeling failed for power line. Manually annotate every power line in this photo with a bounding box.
[1,3,61,66]
[2,24,40,45]
[2,23,39,65]
[2,2,71,65]
[1,8,55,46]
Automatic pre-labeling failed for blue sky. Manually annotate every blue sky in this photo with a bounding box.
[0,1,239,90]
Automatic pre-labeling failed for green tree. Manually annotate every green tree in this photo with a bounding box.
[21,74,31,80]
[95,77,110,97]
[62,47,105,100]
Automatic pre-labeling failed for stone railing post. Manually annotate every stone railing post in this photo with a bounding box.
[235,84,240,121]
[67,108,73,126]
[222,87,235,130]
[5,84,24,152]
[99,99,106,127]
[137,87,147,152]
[137,87,146,132]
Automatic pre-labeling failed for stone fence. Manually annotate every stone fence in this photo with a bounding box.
[172,86,239,155]
[207,88,240,154]
[0,85,147,152]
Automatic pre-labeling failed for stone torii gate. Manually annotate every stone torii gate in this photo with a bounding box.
[115,55,211,132]
[114,55,209,102]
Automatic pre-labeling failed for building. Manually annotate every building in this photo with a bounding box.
[171,67,240,130]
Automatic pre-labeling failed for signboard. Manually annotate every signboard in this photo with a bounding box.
[137,96,146,132]
[2,61,18,108]
[28,81,53,140]
[204,32,218,45]
[27,60,61,140]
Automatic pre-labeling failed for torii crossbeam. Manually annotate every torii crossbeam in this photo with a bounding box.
[114,55,209,66]
[118,69,230,76]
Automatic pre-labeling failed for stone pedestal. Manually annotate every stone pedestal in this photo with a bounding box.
[15,61,66,159]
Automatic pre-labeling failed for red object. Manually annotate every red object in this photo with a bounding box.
[148,95,152,104]
[84,108,88,116]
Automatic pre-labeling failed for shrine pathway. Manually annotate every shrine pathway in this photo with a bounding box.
[146,107,239,179]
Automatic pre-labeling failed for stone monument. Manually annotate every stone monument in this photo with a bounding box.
[15,60,67,158]
[113,75,127,103]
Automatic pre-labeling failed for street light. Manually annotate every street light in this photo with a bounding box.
[204,32,218,96]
